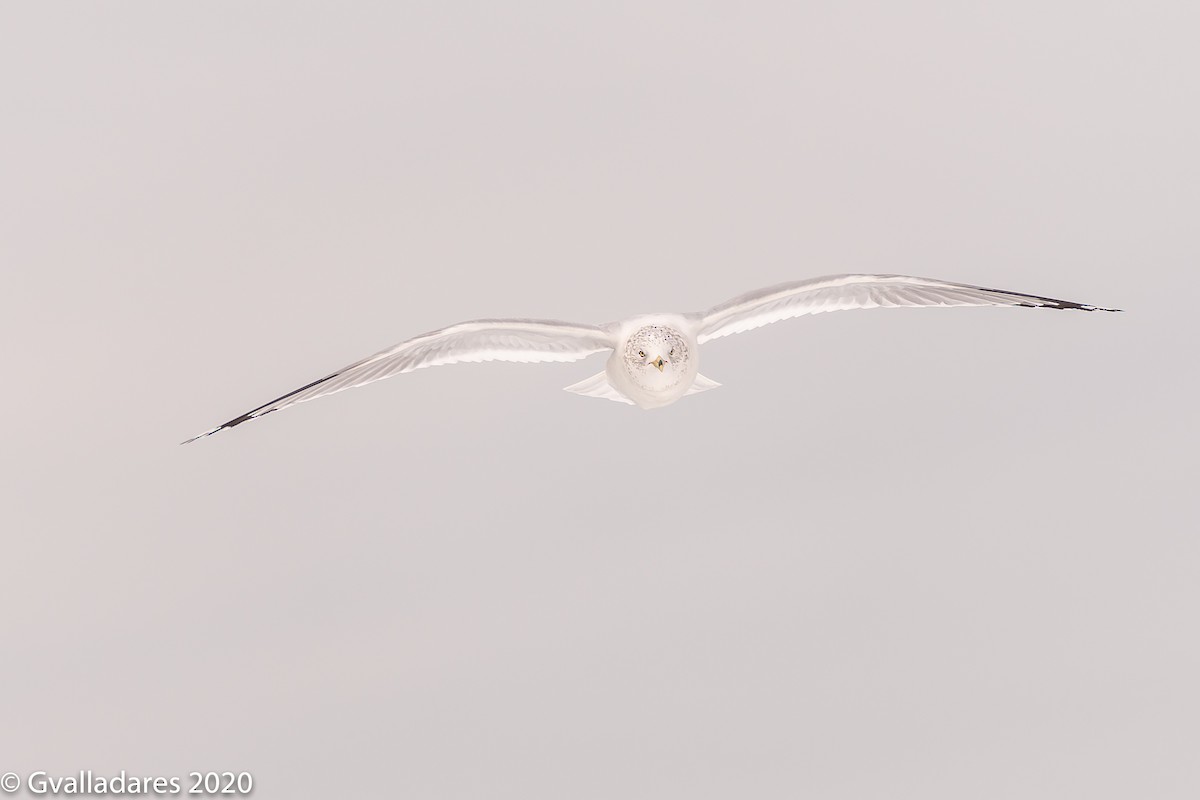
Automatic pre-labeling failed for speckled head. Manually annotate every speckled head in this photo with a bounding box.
[622,325,691,392]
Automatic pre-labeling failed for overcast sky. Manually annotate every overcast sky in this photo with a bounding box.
[2,2,1197,798]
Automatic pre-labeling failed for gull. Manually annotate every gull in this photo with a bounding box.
[183,274,1118,442]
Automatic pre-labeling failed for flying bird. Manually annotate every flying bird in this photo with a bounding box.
[183,274,1118,443]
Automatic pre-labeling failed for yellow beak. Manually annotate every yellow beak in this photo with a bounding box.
[652,357,665,372]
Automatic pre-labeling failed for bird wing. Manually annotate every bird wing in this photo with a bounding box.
[184,318,615,442]
[692,274,1119,343]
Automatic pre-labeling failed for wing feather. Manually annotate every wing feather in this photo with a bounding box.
[184,318,614,442]
[694,274,1119,343]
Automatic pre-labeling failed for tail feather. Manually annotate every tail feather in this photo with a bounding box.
[563,371,635,404]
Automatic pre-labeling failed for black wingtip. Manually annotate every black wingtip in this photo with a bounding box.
[1009,293,1120,313]
[180,424,231,446]
[179,370,339,445]
[180,409,272,445]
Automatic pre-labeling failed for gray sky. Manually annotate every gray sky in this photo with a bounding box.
[2,2,1197,798]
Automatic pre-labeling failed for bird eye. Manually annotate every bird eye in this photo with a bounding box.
[638,350,645,358]
[669,348,675,357]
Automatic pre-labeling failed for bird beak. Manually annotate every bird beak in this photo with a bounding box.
[652,357,665,372]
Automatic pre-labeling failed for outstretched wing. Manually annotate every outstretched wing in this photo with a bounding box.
[693,274,1119,343]
[184,318,615,442]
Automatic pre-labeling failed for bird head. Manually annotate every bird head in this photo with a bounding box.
[623,325,689,391]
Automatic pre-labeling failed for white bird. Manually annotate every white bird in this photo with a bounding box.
[183,274,1118,443]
